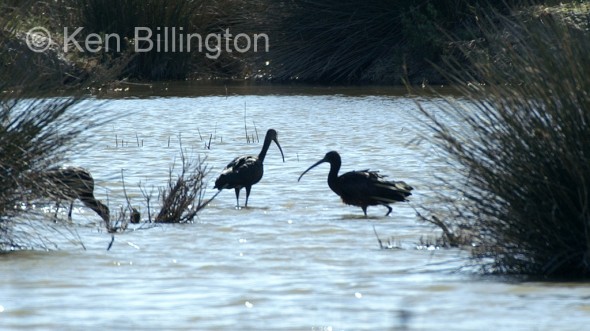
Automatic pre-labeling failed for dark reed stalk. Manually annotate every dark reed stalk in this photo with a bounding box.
[138,182,155,224]
[105,169,133,233]
[253,121,259,143]
[244,103,250,144]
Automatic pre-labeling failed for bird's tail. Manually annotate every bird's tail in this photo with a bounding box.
[372,180,413,203]
[393,181,413,193]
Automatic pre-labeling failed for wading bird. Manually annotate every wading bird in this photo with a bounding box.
[214,129,285,208]
[41,166,110,223]
[298,151,412,216]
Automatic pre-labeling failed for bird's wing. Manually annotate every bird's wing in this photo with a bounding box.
[337,171,375,201]
[223,155,257,173]
[339,170,412,204]
[360,170,413,193]
[215,155,259,189]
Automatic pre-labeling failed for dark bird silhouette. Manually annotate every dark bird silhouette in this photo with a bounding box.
[214,129,285,208]
[41,166,110,223]
[298,151,412,216]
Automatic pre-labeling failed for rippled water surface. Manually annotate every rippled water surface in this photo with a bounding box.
[1,83,589,330]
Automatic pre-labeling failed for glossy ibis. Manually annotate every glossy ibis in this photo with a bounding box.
[298,151,413,216]
[41,166,110,223]
[214,129,285,208]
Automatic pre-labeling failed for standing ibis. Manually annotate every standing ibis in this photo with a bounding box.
[214,129,285,208]
[41,166,110,223]
[298,151,412,216]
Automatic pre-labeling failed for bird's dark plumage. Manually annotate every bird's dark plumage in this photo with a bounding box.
[214,129,285,207]
[41,166,110,223]
[298,151,412,216]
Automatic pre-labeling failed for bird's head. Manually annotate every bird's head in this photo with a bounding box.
[266,129,285,162]
[322,151,341,164]
[298,151,341,182]
[266,129,278,140]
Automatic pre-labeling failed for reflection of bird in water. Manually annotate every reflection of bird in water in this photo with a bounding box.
[298,151,412,216]
[41,166,110,223]
[214,129,285,208]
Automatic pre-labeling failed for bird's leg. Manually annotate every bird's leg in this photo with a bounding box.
[384,204,393,217]
[68,200,74,220]
[53,200,60,222]
[244,186,252,207]
[362,206,368,217]
[234,187,241,209]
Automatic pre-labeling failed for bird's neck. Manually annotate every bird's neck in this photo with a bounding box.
[258,137,272,163]
[326,159,341,189]
[81,197,110,223]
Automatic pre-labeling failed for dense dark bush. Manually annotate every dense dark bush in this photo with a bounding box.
[72,0,198,80]
[262,0,531,84]
[67,0,258,80]
[418,5,590,277]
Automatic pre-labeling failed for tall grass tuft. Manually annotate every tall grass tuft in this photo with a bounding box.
[417,6,590,277]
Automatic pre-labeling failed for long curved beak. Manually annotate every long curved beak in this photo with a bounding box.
[297,157,326,182]
[273,138,285,162]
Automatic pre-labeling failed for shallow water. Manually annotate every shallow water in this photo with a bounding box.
[1,83,589,330]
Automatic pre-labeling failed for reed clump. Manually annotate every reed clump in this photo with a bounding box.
[133,149,212,224]
[154,153,210,223]
[418,6,590,277]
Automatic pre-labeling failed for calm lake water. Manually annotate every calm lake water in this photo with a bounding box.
[1,83,589,330]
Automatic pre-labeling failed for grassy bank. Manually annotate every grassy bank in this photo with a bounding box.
[3,0,583,86]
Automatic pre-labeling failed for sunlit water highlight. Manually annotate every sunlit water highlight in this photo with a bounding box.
[1,84,589,330]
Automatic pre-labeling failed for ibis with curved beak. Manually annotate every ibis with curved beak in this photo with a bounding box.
[298,151,412,216]
[41,166,110,223]
[214,129,285,208]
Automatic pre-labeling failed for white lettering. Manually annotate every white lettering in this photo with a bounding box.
[63,27,84,52]
[104,33,120,52]
[135,27,153,52]
[234,33,251,53]
[205,33,221,59]
[254,33,269,52]
[85,33,102,52]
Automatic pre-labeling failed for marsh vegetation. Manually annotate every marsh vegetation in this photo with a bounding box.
[2,0,590,281]
[417,6,590,277]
